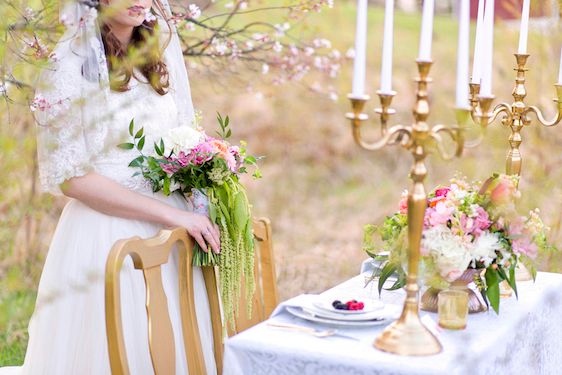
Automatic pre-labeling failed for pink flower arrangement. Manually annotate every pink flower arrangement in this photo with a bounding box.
[367,174,554,314]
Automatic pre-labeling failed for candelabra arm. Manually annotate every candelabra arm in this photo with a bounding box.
[523,85,562,127]
[429,125,463,160]
[493,103,514,125]
[353,124,412,151]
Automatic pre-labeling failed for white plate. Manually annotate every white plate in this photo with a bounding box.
[313,298,385,315]
[286,306,390,327]
[301,305,386,322]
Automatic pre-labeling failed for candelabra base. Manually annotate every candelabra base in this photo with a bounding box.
[374,310,442,356]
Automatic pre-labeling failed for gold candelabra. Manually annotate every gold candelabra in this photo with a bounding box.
[346,60,469,356]
[471,53,562,177]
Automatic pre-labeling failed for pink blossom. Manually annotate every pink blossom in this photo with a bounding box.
[461,206,491,236]
[160,161,180,175]
[511,236,538,259]
[175,151,194,167]
[190,142,215,165]
[508,218,538,259]
[399,195,408,214]
[427,201,454,226]
[473,206,491,234]
[223,152,237,172]
[435,187,451,198]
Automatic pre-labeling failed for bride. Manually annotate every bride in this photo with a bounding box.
[1,0,219,374]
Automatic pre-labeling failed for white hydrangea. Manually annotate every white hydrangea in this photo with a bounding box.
[423,225,472,282]
[469,231,502,267]
[162,126,204,155]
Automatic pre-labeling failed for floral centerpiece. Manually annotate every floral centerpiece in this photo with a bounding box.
[364,174,554,313]
[120,113,261,325]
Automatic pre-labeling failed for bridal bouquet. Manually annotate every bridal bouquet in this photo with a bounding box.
[364,174,554,313]
[121,113,261,324]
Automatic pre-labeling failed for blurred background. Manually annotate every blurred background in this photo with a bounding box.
[1,0,561,365]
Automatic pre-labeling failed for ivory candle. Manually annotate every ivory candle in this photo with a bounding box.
[518,0,531,55]
[380,0,395,94]
[418,0,434,61]
[471,0,485,84]
[480,0,495,97]
[352,0,368,96]
[456,0,470,108]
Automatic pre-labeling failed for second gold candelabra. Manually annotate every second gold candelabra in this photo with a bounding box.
[471,53,562,177]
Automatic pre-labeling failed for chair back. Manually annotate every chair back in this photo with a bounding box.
[105,228,222,375]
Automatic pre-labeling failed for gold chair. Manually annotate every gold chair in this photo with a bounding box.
[229,218,279,335]
[105,218,278,374]
[104,228,223,375]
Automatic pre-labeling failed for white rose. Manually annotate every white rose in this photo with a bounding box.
[162,126,204,155]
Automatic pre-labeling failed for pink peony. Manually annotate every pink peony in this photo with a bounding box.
[427,201,454,226]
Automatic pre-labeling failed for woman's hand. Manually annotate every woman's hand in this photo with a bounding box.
[171,211,221,254]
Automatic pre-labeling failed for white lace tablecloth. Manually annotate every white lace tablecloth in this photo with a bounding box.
[223,271,562,375]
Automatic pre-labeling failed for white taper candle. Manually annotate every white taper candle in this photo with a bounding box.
[471,0,485,84]
[380,0,395,94]
[352,0,368,96]
[480,0,495,97]
[518,0,530,54]
[418,0,435,61]
[456,0,470,108]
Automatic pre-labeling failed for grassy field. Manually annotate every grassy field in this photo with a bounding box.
[1,1,562,365]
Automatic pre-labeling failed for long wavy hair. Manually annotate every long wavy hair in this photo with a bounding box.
[98,0,172,95]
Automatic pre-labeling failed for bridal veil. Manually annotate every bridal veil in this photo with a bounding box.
[34,0,195,195]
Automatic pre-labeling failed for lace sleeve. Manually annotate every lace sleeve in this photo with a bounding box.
[34,55,98,196]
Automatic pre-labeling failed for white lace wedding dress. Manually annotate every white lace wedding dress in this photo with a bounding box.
[0,76,217,374]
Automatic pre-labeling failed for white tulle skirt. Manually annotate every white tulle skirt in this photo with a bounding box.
[0,192,217,375]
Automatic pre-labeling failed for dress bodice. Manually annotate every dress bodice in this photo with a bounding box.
[94,77,179,192]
